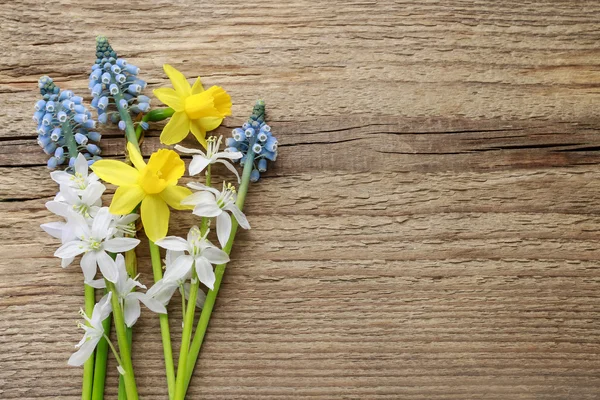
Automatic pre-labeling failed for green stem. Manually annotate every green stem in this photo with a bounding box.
[106,281,139,400]
[61,115,80,159]
[173,269,199,400]
[118,327,133,400]
[112,78,140,153]
[91,293,111,400]
[149,240,176,400]
[82,284,96,400]
[183,148,255,393]
[134,108,175,141]
[118,250,137,400]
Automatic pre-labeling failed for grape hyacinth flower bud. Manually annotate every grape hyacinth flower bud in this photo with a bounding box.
[88,36,150,135]
[227,100,278,181]
[34,76,102,169]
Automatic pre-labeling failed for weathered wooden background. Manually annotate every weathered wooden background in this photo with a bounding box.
[1,0,600,398]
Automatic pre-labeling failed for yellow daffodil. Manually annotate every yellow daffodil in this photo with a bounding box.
[90,142,192,242]
[153,64,232,148]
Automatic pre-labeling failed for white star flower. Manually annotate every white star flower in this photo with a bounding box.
[181,182,250,248]
[154,226,230,290]
[51,153,99,192]
[46,182,105,219]
[110,213,139,238]
[88,254,167,327]
[68,292,112,366]
[54,207,140,283]
[175,136,243,182]
[146,250,205,307]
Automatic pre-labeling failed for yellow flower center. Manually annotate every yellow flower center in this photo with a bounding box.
[184,92,219,120]
[137,149,185,194]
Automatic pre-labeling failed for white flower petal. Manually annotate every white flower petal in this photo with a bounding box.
[186,182,221,197]
[174,145,205,156]
[164,254,194,282]
[226,205,250,230]
[123,295,141,327]
[68,337,100,366]
[180,190,215,206]
[146,280,178,306]
[96,251,118,283]
[215,151,243,160]
[103,237,140,253]
[82,182,106,205]
[50,170,72,186]
[155,236,190,252]
[80,251,98,282]
[95,292,113,323]
[55,241,86,259]
[91,207,113,239]
[46,201,70,218]
[192,202,222,218]
[41,221,65,240]
[61,256,75,268]
[194,257,216,290]
[215,160,241,183]
[75,153,89,178]
[216,212,232,248]
[86,278,106,289]
[201,247,230,265]
[189,155,211,176]
[130,292,167,314]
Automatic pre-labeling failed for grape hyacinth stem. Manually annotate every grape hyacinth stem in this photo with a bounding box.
[112,77,140,153]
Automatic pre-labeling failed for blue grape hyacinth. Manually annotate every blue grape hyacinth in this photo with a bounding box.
[226,100,278,182]
[35,76,101,169]
[89,36,150,130]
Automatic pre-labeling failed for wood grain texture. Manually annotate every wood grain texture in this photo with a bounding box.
[1,0,600,399]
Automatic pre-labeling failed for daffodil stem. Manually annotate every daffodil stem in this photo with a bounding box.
[134,108,175,141]
[183,147,256,393]
[112,78,140,154]
[82,284,96,400]
[91,293,111,400]
[106,281,139,400]
[149,240,176,400]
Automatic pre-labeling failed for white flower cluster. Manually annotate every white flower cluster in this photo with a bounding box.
[41,153,166,366]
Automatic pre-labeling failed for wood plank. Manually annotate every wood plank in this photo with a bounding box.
[1,0,600,399]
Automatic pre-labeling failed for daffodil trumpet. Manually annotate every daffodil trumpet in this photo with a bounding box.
[153,64,232,148]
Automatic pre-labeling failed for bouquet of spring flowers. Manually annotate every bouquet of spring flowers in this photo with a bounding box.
[38,36,278,399]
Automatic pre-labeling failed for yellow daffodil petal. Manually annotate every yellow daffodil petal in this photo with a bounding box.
[147,149,186,183]
[163,64,191,98]
[191,77,204,94]
[153,88,184,112]
[141,194,169,242]
[127,141,146,171]
[160,111,190,145]
[189,119,207,148]
[184,92,219,120]
[204,86,232,116]
[91,160,139,186]
[197,116,224,132]
[109,185,146,214]
[160,185,193,210]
